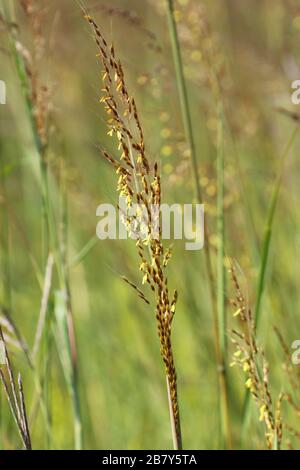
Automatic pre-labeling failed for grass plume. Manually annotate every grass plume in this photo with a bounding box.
[85,13,182,449]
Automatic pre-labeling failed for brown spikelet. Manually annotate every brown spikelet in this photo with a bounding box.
[229,261,282,450]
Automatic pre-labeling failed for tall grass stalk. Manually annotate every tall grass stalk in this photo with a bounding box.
[216,112,232,448]
[58,167,83,450]
[1,2,62,447]
[166,0,231,448]
[241,126,298,442]
[217,115,225,363]
[5,4,50,260]
[0,168,11,313]
[0,146,11,448]
[2,2,83,448]
[85,12,182,449]
[1,2,53,444]
[165,0,202,203]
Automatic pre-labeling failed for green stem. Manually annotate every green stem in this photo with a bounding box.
[166,0,231,448]
[60,168,83,450]
[1,1,53,444]
[165,0,201,202]
[0,143,11,449]
[216,111,232,449]
[217,114,226,358]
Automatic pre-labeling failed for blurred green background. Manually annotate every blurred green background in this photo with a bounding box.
[1,0,300,450]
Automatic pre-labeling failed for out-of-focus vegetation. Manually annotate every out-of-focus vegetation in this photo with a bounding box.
[1,0,300,450]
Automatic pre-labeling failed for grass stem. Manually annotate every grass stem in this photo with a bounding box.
[166,0,231,448]
[217,112,232,448]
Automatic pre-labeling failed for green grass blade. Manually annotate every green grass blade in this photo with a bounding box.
[254,127,298,328]
[241,126,298,443]
[70,235,98,268]
[56,171,83,450]
[166,0,232,448]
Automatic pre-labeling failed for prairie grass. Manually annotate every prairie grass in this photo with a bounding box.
[85,13,182,448]
[0,0,300,451]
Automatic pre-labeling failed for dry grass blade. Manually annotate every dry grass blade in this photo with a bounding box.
[0,307,30,359]
[32,253,54,360]
[18,373,32,450]
[0,327,32,450]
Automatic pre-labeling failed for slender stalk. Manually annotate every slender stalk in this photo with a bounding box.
[60,166,83,450]
[1,1,52,262]
[0,165,11,313]
[4,5,83,448]
[166,376,182,450]
[216,113,232,448]
[166,0,231,448]
[32,254,54,360]
[165,0,217,351]
[217,114,226,360]
[0,142,11,448]
[166,0,201,202]
[18,374,32,451]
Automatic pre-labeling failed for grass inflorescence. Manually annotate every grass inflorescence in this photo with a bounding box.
[85,13,182,449]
